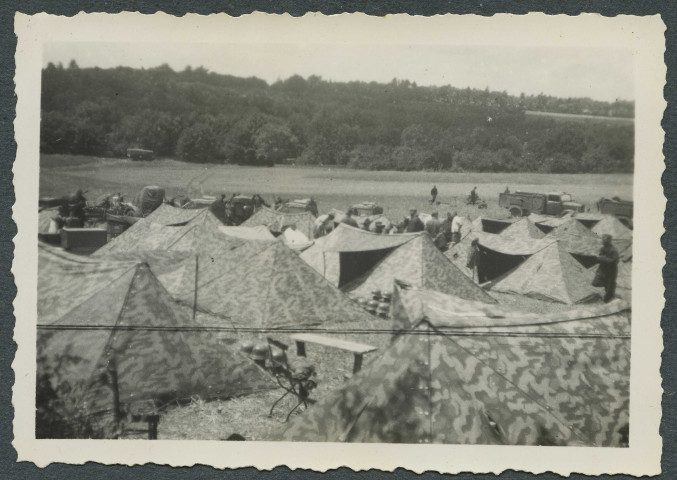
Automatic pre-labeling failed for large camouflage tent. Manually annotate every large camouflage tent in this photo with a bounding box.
[300,224,423,287]
[277,283,629,446]
[143,204,206,226]
[490,241,603,304]
[592,216,633,241]
[242,206,316,240]
[342,235,496,304]
[181,240,376,330]
[37,260,275,418]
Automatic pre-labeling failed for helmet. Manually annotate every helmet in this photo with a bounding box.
[239,341,254,355]
[251,343,269,362]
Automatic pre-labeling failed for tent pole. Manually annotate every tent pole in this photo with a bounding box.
[193,254,199,321]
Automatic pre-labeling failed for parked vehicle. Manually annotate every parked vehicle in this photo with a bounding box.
[499,191,584,217]
[277,198,319,216]
[127,148,155,160]
[597,197,633,228]
[348,202,383,217]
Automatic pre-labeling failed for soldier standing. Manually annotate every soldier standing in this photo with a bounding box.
[596,234,620,302]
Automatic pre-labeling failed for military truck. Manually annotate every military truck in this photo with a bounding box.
[499,191,584,218]
[597,197,633,228]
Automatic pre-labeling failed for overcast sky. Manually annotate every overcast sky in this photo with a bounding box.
[44,42,634,102]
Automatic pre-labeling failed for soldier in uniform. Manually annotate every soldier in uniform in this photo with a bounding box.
[430,185,438,204]
[596,234,620,302]
[466,238,481,283]
[67,189,87,227]
[341,210,359,228]
[405,208,425,233]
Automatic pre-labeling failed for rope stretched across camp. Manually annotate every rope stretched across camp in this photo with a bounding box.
[36,323,630,339]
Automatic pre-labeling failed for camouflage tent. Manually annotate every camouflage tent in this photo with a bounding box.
[39,243,138,325]
[38,262,274,417]
[182,240,375,329]
[39,208,60,233]
[143,204,206,226]
[94,250,198,300]
[343,235,496,304]
[278,283,629,446]
[490,241,603,304]
[545,217,602,259]
[94,218,184,254]
[96,210,268,257]
[300,224,424,287]
[242,206,316,240]
[218,225,276,241]
[499,218,545,240]
[592,215,633,241]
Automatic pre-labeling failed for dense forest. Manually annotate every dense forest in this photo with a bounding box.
[40,62,634,173]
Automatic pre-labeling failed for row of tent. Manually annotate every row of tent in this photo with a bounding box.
[445,215,632,304]
[37,203,632,444]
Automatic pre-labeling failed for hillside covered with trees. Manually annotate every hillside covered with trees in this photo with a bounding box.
[41,62,634,173]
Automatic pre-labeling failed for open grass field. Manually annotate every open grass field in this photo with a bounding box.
[40,154,633,223]
[39,154,633,441]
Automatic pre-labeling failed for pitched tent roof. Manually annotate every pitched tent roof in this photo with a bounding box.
[477,231,553,256]
[94,250,198,300]
[490,241,603,304]
[499,218,545,240]
[37,263,274,416]
[391,280,629,332]
[299,236,341,286]
[183,240,376,329]
[592,215,633,240]
[242,206,316,240]
[143,204,207,226]
[276,305,630,445]
[38,243,138,325]
[320,224,423,252]
[300,224,424,287]
[545,217,602,257]
[218,225,276,241]
[343,235,495,303]
[94,218,184,254]
[444,234,475,279]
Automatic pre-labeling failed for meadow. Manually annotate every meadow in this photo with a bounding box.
[39,154,634,440]
[40,154,633,223]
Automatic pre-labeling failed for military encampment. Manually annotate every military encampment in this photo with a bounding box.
[36,175,634,443]
[35,38,637,449]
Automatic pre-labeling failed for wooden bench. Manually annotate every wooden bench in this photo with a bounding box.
[289,333,377,374]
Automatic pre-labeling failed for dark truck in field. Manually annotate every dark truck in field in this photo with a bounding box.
[127,148,155,160]
[499,191,584,217]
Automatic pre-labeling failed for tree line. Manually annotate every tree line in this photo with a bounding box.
[40,62,634,173]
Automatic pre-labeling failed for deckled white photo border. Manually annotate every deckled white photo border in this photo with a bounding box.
[12,12,666,475]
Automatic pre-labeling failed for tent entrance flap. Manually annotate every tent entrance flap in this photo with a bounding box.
[338,248,393,288]
[478,246,527,283]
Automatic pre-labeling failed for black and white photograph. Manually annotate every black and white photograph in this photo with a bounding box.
[12,12,665,475]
